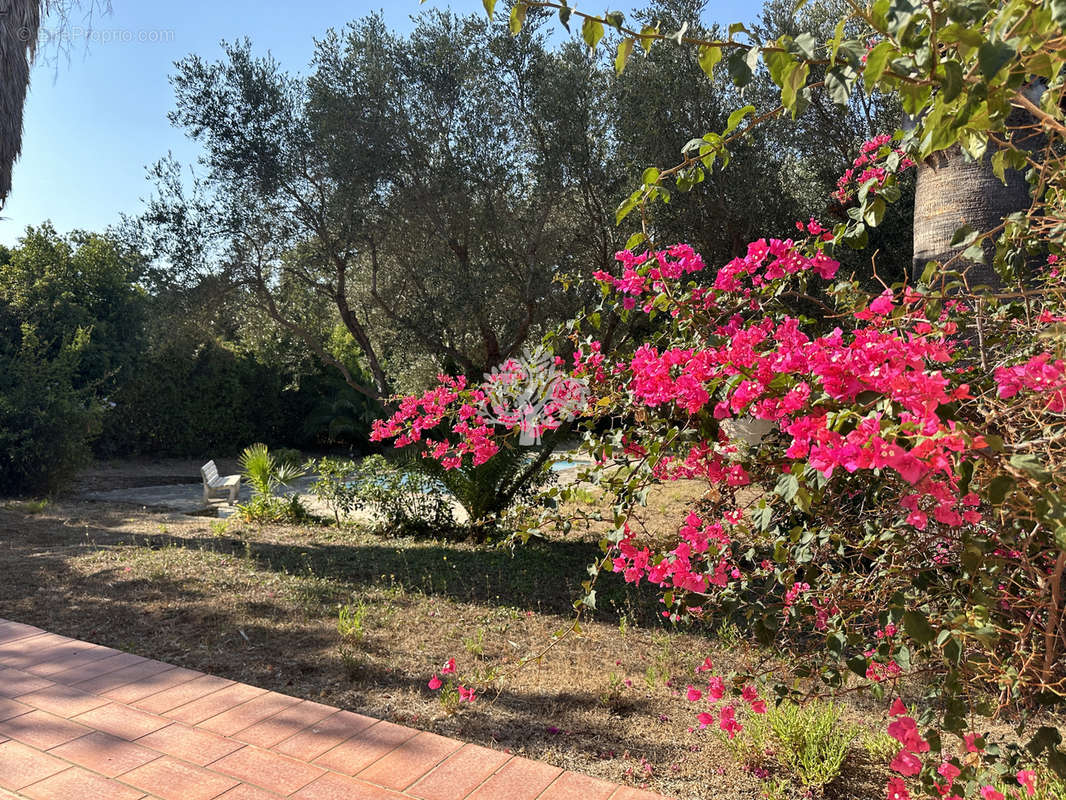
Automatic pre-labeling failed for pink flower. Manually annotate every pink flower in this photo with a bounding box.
[457,685,476,703]
[440,658,456,675]
[980,787,1004,800]
[696,712,714,729]
[427,674,442,690]
[888,716,929,753]
[886,777,911,800]
[686,685,702,702]
[869,290,895,315]
[890,749,922,776]
[937,762,960,782]
[696,657,714,672]
[1017,770,1036,796]
[718,705,743,739]
[889,698,908,717]
[963,732,981,753]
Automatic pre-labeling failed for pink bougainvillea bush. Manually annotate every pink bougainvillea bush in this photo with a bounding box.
[369,0,1066,789]
[373,143,1066,794]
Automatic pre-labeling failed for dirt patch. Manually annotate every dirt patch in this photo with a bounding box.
[0,487,894,799]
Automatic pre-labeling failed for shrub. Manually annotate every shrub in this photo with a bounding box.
[356,455,455,538]
[0,323,100,495]
[725,700,857,792]
[307,457,361,524]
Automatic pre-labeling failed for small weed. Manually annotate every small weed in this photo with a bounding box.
[715,621,742,650]
[337,643,365,681]
[725,700,858,793]
[599,670,625,707]
[643,664,659,691]
[337,602,367,641]
[859,728,899,763]
[210,519,229,536]
[6,498,48,514]
[759,778,791,800]
[464,627,486,657]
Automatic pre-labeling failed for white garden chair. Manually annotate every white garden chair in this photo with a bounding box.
[200,460,240,504]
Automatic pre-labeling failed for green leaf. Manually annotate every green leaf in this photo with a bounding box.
[985,475,1013,505]
[509,2,527,34]
[781,60,810,116]
[978,40,1015,80]
[638,24,658,52]
[698,45,722,79]
[558,5,572,31]
[825,65,853,106]
[724,104,756,135]
[482,0,497,19]
[726,51,753,87]
[625,231,647,250]
[950,224,978,247]
[962,242,987,263]
[1010,454,1051,483]
[846,655,868,678]
[582,16,605,51]
[863,41,895,85]
[642,166,660,185]
[614,38,634,74]
[791,32,817,60]
[604,11,624,30]
[829,17,847,65]
[941,59,964,102]
[728,21,749,38]
[863,196,886,227]
[903,610,936,645]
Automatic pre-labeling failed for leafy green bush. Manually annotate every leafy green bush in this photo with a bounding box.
[0,324,100,495]
[307,457,361,524]
[356,455,455,538]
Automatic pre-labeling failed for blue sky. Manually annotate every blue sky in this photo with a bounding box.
[0,0,754,246]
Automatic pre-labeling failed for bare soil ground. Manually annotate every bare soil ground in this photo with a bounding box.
[0,460,896,799]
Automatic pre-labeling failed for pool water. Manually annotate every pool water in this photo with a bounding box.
[550,460,592,471]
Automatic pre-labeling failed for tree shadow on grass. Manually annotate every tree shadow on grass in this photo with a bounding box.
[134,530,667,625]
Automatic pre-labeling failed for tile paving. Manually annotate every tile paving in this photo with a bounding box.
[0,619,669,800]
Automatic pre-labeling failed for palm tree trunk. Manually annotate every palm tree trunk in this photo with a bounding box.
[911,86,1045,289]
[911,145,1033,288]
[0,0,40,206]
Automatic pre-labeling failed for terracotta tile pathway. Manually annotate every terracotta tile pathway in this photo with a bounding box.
[0,620,668,800]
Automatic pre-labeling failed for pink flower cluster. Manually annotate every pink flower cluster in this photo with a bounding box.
[711,237,840,293]
[994,353,1066,412]
[593,244,706,310]
[686,659,766,739]
[427,657,477,703]
[611,511,740,596]
[884,700,1030,800]
[833,134,915,203]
